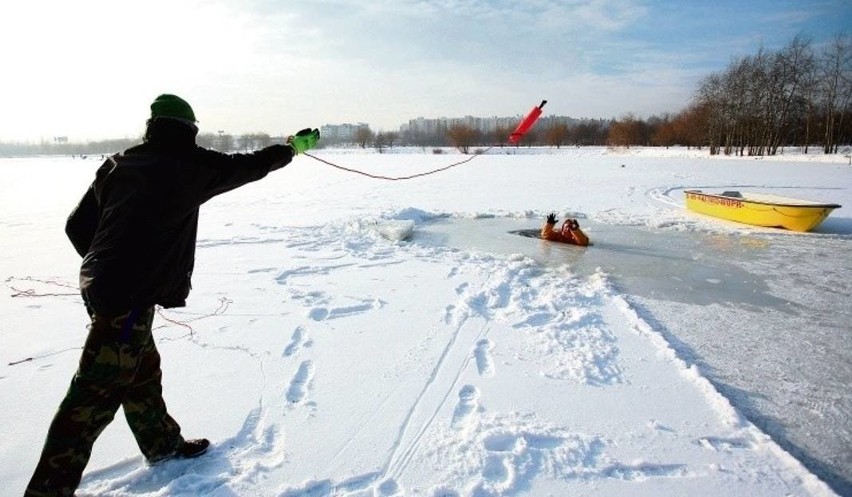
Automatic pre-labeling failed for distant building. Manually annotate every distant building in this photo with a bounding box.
[320,123,370,142]
[320,115,591,146]
[402,115,579,135]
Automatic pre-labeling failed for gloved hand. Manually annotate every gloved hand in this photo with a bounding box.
[546,213,558,225]
[566,219,580,230]
[287,128,320,155]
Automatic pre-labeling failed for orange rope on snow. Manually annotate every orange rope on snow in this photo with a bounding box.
[154,296,234,337]
[5,282,234,365]
[6,276,79,298]
[303,148,492,180]
[156,307,196,334]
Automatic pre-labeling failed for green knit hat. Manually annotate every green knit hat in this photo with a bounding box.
[150,94,196,122]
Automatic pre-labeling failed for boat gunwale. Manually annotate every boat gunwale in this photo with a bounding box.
[683,189,841,209]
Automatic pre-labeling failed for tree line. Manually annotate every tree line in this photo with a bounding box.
[0,132,284,157]
[322,116,612,154]
[323,34,850,156]
[583,34,852,155]
[692,34,851,155]
[423,33,851,155]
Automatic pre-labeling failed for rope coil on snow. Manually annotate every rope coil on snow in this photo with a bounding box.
[6,283,234,365]
[6,276,79,298]
[154,297,233,337]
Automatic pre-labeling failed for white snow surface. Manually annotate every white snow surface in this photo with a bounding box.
[1,146,849,497]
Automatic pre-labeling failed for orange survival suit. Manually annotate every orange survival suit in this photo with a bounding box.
[540,213,590,246]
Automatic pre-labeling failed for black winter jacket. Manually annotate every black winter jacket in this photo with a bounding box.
[66,119,293,313]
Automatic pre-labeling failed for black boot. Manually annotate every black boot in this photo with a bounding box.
[176,438,210,458]
[148,438,210,465]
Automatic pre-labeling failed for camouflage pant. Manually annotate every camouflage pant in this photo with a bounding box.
[25,307,184,497]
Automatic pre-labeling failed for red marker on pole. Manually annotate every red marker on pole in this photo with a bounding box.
[508,100,547,144]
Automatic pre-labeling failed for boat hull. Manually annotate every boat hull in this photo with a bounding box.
[684,190,841,232]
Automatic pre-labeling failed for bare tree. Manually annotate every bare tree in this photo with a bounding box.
[694,37,817,156]
[237,134,254,152]
[218,134,234,153]
[650,114,677,147]
[373,131,398,153]
[447,124,479,154]
[492,125,512,146]
[607,114,642,148]
[544,122,570,148]
[384,131,399,148]
[800,53,822,153]
[572,120,608,146]
[766,35,813,154]
[354,126,375,149]
[679,103,712,149]
[695,72,725,154]
[255,132,272,149]
[196,133,217,149]
[819,34,852,154]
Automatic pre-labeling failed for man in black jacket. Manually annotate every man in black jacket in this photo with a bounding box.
[25,94,320,497]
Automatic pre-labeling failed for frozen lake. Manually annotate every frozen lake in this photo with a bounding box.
[415,216,852,495]
[2,151,849,496]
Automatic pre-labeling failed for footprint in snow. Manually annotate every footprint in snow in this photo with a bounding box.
[376,478,403,496]
[648,419,676,433]
[474,339,495,377]
[443,304,456,324]
[697,436,751,451]
[482,453,515,491]
[451,385,481,431]
[307,300,381,321]
[283,326,310,357]
[308,307,330,321]
[286,360,315,404]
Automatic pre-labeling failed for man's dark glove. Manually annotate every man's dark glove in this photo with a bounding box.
[287,128,320,155]
[546,213,558,225]
[566,219,580,230]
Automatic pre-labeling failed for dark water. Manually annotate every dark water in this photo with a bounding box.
[414,217,852,496]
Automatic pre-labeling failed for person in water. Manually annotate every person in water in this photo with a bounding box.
[541,212,590,246]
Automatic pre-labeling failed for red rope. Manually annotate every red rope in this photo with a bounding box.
[6,276,79,298]
[156,308,196,334]
[6,273,233,350]
[303,148,492,180]
[154,297,233,336]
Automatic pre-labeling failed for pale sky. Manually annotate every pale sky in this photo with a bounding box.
[2,0,850,142]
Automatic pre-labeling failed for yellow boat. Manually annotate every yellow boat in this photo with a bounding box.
[684,190,841,232]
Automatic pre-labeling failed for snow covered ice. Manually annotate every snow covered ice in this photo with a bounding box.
[1,147,849,496]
